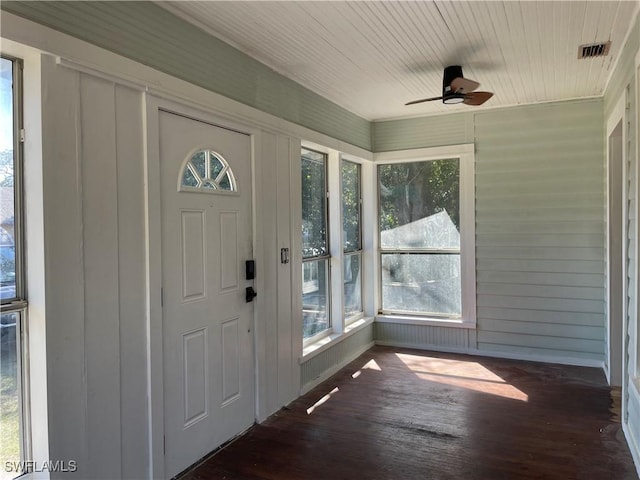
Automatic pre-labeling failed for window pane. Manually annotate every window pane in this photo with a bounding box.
[379,159,459,250]
[0,58,16,303]
[344,253,362,319]
[1,312,22,478]
[209,153,224,180]
[342,161,361,252]
[182,167,199,188]
[191,150,206,179]
[381,253,461,316]
[302,259,330,339]
[301,149,327,258]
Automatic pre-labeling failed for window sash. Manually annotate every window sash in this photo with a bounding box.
[341,159,361,254]
[379,251,462,317]
[1,55,25,305]
[377,157,465,318]
[343,251,363,320]
[302,258,331,340]
[301,148,329,260]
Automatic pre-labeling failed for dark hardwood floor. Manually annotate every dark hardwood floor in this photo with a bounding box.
[179,346,639,480]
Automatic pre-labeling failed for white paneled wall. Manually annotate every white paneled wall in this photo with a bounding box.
[41,56,148,478]
[37,53,302,478]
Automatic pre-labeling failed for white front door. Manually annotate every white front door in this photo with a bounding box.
[160,110,255,478]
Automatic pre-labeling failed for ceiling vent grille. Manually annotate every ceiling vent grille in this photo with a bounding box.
[578,41,611,59]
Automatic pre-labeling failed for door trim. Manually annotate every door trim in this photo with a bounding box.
[606,94,627,389]
[145,94,263,479]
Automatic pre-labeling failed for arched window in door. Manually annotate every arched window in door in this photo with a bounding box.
[180,149,237,193]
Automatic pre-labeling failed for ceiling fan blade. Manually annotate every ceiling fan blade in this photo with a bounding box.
[463,91,493,106]
[405,96,443,106]
[451,76,480,93]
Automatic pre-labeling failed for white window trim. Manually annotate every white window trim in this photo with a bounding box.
[301,142,371,353]
[634,49,640,382]
[373,144,477,328]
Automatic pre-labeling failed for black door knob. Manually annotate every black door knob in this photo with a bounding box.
[246,286,257,303]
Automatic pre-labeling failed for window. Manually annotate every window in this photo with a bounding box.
[377,150,475,323]
[342,160,362,320]
[1,55,28,479]
[180,149,237,192]
[301,148,330,339]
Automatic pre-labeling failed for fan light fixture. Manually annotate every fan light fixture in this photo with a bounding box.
[405,65,494,107]
[443,93,465,104]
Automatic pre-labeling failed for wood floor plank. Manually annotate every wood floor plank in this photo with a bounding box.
[178,346,639,480]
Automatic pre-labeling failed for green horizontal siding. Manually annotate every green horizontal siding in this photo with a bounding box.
[474,99,605,361]
[2,1,371,150]
[372,112,473,152]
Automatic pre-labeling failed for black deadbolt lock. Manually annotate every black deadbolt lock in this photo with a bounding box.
[246,286,257,303]
[246,260,256,280]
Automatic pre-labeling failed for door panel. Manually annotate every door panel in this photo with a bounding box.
[160,111,255,478]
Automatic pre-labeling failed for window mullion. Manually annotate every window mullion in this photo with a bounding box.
[327,150,343,333]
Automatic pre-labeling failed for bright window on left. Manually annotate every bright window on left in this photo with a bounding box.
[1,55,28,480]
[301,148,330,340]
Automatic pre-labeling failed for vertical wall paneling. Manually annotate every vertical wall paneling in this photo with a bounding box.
[255,131,277,419]
[474,100,605,364]
[41,55,89,477]
[41,59,149,478]
[625,80,637,403]
[278,135,298,406]
[143,96,166,480]
[607,102,624,383]
[115,85,147,480]
[79,73,123,478]
[256,130,299,417]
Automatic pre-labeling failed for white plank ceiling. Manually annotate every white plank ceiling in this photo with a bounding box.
[161,1,638,121]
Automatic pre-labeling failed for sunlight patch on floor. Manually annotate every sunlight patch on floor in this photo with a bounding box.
[352,359,381,379]
[307,387,339,415]
[395,353,528,402]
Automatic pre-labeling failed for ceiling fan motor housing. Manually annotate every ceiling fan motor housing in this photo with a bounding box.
[442,65,465,104]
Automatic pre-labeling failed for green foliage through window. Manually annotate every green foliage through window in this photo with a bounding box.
[378,159,460,236]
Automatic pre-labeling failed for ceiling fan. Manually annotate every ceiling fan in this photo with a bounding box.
[406,65,494,106]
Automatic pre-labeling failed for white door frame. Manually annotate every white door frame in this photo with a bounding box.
[606,94,628,389]
[145,94,264,479]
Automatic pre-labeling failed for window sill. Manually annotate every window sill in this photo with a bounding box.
[301,316,374,362]
[375,314,476,329]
